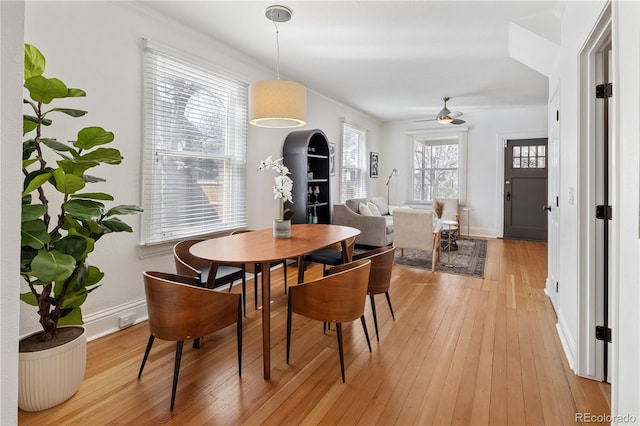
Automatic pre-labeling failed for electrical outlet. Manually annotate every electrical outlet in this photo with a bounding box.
[119,312,136,329]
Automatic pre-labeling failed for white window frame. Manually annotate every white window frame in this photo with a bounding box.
[340,121,367,202]
[141,40,248,244]
[408,127,468,204]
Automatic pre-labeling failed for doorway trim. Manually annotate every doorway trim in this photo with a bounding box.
[577,5,612,382]
[496,131,548,238]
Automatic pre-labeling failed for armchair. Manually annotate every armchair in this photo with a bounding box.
[392,208,441,272]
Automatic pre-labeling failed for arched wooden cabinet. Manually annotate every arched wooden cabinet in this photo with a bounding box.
[283,129,331,224]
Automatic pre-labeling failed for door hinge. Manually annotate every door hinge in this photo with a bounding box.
[556,110,559,121]
[556,282,559,293]
[596,205,612,220]
[596,83,613,99]
[596,326,612,343]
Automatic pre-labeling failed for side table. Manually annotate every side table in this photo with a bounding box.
[461,207,473,238]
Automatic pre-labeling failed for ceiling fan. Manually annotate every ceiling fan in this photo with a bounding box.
[416,97,466,125]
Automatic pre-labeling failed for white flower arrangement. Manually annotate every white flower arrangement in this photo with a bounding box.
[258,156,294,220]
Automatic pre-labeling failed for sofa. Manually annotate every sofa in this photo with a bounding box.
[332,196,394,247]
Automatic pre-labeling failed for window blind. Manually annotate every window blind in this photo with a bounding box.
[141,41,248,244]
[340,121,367,202]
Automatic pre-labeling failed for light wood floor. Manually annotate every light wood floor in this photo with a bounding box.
[19,238,610,425]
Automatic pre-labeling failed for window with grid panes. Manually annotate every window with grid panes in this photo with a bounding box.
[141,40,248,244]
[411,129,467,203]
[340,122,367,202]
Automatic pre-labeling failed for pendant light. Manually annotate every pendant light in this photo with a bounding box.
[249,5,307,128]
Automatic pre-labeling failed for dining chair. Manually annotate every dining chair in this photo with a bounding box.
[230,230,289,310]
[137,271,242,411]
[173,239,248,315]
[286,258,371,383]
[352,245,396,341]
[300,235,357,281]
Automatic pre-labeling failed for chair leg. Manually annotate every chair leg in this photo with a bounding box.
[370,293,379,341]
[283,260,288,293]
[360,316,372,352]
[336,323,345,383]
[170,341,184,411]
[254,268,259,310]
[241,274,247,317]
[385,291,396,321]
[286,293,292,364]
[237,298,242,376]
[138,334,155,379]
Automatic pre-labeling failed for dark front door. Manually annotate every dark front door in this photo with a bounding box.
[503,138,548,241]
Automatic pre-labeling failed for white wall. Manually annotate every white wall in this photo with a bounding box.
[381,106,547,237]
[0,2,25,424]
[550,0,608,379]
[612,1,640,421]
[20,1,381,339]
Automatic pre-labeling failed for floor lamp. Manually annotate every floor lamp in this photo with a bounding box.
[386,168,399,207]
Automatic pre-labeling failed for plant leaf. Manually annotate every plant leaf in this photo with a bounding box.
[30,249,76,282]
[54,235,88,261]
[79,147,122,165]
[100,217,134,233]
[74,127,115,149]
[41,138,77,153]
[69,192,114,201]
[23,119,38,135]
[23,114,52,126]
[81,174,106,183]
[57,159,99,176]
[47,108,88,118]
[24,76,68,104]
[21,219,51,249]
[22,170,53,196]
[63,199,105,220]
[86,265,104,286]
[57,307,84,325]
[65,88,86,98]
[106,205,144,216]
[24,44,45,80]
[22,158,38,169]
[20,292,38,306]
[21,204,48,222]
[53,168,86,194]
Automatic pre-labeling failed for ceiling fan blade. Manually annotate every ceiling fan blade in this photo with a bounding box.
[414,118,437,122]
[451,119,466,125]
[449,111,463,118]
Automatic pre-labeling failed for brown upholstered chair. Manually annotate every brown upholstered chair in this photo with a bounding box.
[286,258,371,383]
[230,230,289,310]
[300,236,357,281]
[352,245,396,341]
[173,239,248,315]
[137,271,242,411]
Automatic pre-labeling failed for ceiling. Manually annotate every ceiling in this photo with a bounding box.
[142,1,560,122]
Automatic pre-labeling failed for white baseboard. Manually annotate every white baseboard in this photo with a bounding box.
[82,299,148,342]
[556,313,577,372]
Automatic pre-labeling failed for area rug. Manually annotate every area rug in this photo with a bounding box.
[393,238,487,278]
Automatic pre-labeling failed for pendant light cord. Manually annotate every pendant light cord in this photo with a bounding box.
[271,15,281,80]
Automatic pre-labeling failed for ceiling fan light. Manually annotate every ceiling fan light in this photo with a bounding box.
[437,115,453,124]
[249,79,307,128]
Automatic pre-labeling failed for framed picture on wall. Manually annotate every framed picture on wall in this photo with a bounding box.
[329,142,336,176]
[370,152,379,178]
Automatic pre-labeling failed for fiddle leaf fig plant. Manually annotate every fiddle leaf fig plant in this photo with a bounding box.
[21,44,142,342]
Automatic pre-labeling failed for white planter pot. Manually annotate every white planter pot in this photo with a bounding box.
[18,326,87,412]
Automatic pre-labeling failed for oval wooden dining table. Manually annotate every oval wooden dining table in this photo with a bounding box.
[190,224,360,379]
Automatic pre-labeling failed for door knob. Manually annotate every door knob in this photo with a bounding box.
[506,192,511,201]
[543,205,552,212]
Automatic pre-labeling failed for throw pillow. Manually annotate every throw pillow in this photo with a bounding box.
[367,201,382,216]
[359,202,374,216]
